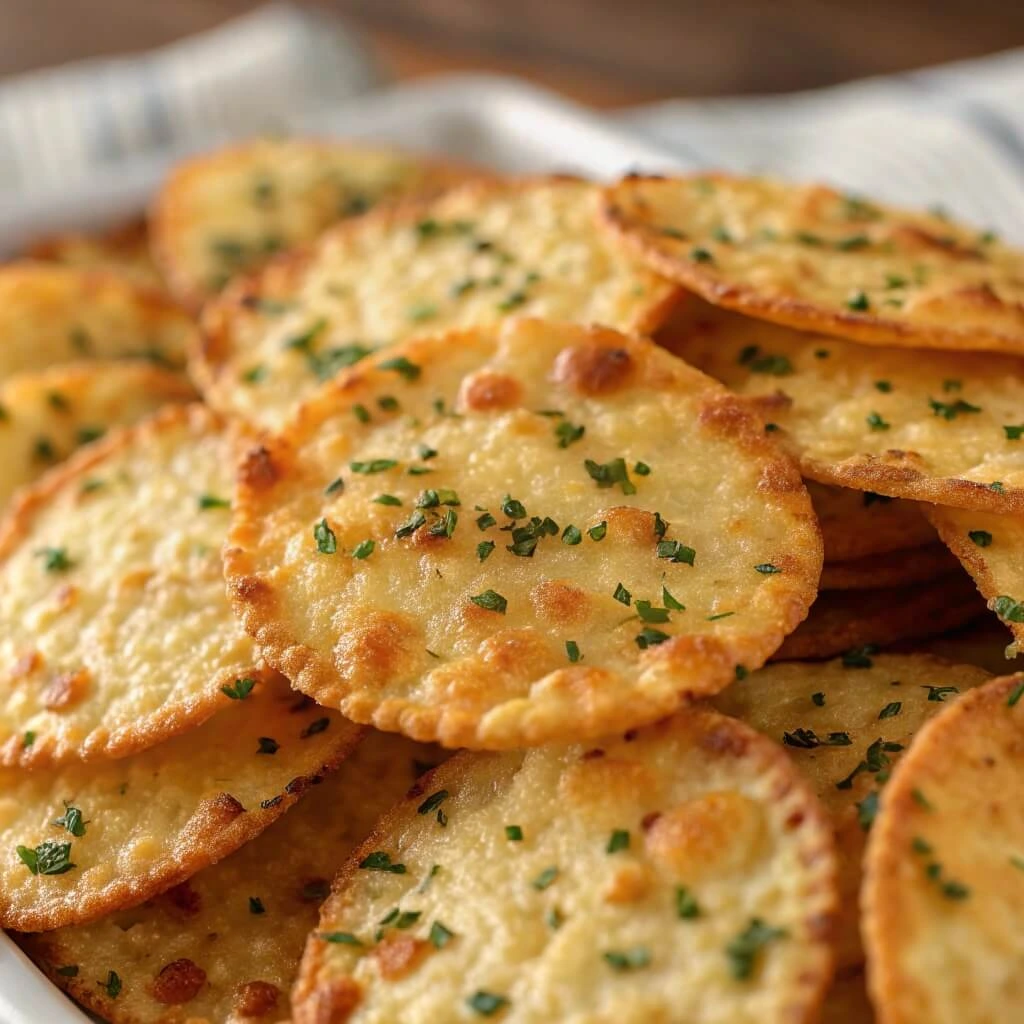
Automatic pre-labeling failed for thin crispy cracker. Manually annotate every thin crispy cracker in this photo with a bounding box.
[195,177,680,430]
[659,297,1024,513]
[0,673,361,932]
[17,732,440,1024]
[602,173,1024,354]
[774,573,985,662]
[0,405,260,767]
[0,362,194,510]
[226,319,821,749]
[714,653,989,969]
[820,544,957,592]
[0,263,191,376]
[803,481,934,564]
[293,710,837,1024]
[925,505,1024,645]
[863,674,1024,1024]
[151,138,485,311]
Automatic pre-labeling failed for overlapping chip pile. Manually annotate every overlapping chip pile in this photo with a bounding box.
[1,149,1021,1024]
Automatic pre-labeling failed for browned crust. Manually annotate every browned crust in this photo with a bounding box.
[151,137,494,313]
[224,322,822,749]
[600,172,1024,357]
[774,572,986,661]
[819,544,959,592]
[292,708,838,1024]
[0,403,260,768]
[191,175,681,410]
[27,218,151,264]
[862,673,1024,1024]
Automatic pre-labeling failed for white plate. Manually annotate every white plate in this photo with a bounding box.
[0,72,683,1024]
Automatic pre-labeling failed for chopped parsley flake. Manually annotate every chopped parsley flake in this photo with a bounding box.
[929,397,981,420]
[690,247,713,263]
[866,411,890,431]
[588,522,607,541]
[477,512,497,531]
[676,886,701,919]
[636,627,671,649]
[17,840,75,876]
[221,677,256,700]
[613,583,632,606]
[352,539,375,559]
[51,802,87,838]
[555,420,585,448]
[300,717,330,738]
[324,477,344,496]
[502,495,527,519]
[857,791,880,831]
[754,563,781,574]
[584,457,636,495]
[373,494,402,506]
[353,404,371,424]
[604,947,651,971]
[351,459,398,474]
[662,587,685,611]
[429,921,455,948]
[101,971,122,1000]
[657,540,696,565]
[314,519,337,554]
[846,291,870,312]
[249,896,266,914]
[1008,682,1024,707]
[837,737,903,790]
[562,524,582,545]
[417,790,448,816]
[726,919,787,980]
[470,590,507,614]
[505,825,523,841]
[875,380,893,392]
[566,640,581,663]
[395,511,427,539]
[782,728,851,749]
[257,737,279,755]
[35,547,73,572]
[911,787,933,811]
[812,692,825,706]
[969,530,993,547]
[359,851,406,874]
[467,991,508,1016]
[842,644,878,669]
[636,600,670,623]
[607,830,630,853]
[879,701,902,719]
[477,540,495,561]
[993,594,1024,623]
[532,866,559,890]
[378,356,421,381]
[321,931,362,945]
[922,685,959,702]
[56,965,78,977]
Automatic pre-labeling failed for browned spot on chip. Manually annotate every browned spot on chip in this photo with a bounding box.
[479,629,553,680]
[892,225,982,260]
[306,978,362,1024]
[150,958,207,1004]
[333,610,421,687]
[530,580,589,626]
[202,792,246,826]
[373,935,430,980]
[552,342,634,395]
[457,370,523,412]
[233,980,280,1018]
[603,861,651,904]
[10,650,42,681]
[240,446,280,490]
[161,880,202,917]
[560,757,659,818]
[601,506,661,544]
[52,584,79,612]
[41,669,90,710]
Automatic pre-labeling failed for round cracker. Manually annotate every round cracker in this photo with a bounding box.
[151,138,485,311]
[17,731,440,1024]
[0,672,361,932]
[27,219,164,290]
[660,297,1024,513]
[602,173,1024,354]
[803,481,934,564]
[819,544,958,592]
[863,673,1024,1024]
[924,505,1024,645]
[714,653,990,970]
[293,709,837,1024]
[195,177,680,430]
[0,404,260,767]
[774,573,985,662]
[225,319,821,749]
[0,263,191,376]
[0,362,194,510]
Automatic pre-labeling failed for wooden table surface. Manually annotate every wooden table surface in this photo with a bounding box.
[3,0,1024,107]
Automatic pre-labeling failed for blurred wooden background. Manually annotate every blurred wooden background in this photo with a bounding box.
[4,0,1024,106]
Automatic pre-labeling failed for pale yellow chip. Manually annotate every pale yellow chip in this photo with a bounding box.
[151,138,485,311]
[0,362,194,510]
[27,219,165,290]
[195,177,680,430]
[293,709,837,1024]
[714,653,990,970]
[660,297,1024,513]
[17,731,441,1024]
[863,673,1024,1024]
[0,263,191,376]
[925,505,1024,645]
[602,173,1024,354]
[0,404,259,767]
[775,574,984,662]
[803,481,934,564]
[820,545,957,592]
[0,673,361,932]
[226,319,821,750]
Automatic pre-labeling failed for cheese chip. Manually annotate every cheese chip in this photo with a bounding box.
[28,220,164,290]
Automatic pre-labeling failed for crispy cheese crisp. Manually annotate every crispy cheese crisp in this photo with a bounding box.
[863,674,1024,1024]
[0,363,194,510]
[27,220,165,290]
[714,653,990,970]
[0,263,191,376]
[804,481,934,564]
[195,177,679,430]
[602,173,1024,354]
[0,405,260,767]
[226,319,821,749]
[293,710,837,1024]
[819,545,957,592]
[18,732,441,1024]
[775,573,984,662]
[0,673,360,932]
[925,506,1024,646]
[151,138,484,310]
[660,298,1024,513]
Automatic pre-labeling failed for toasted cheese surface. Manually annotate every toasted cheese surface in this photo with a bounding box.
[294,710,837,1024]
[0,673,360,932]
[0,405,258,767]
[0,263,191,376]
[0,362,193,510]
[18,731,440,1024]
[151,138,483,310]
[661,297,1024,513]
[863,674,1024,1024]
[715,653,990,969]
[225,319,821,749]
[603,173,1024,354]
[926,506,1024,645]
[195,178,679,430]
